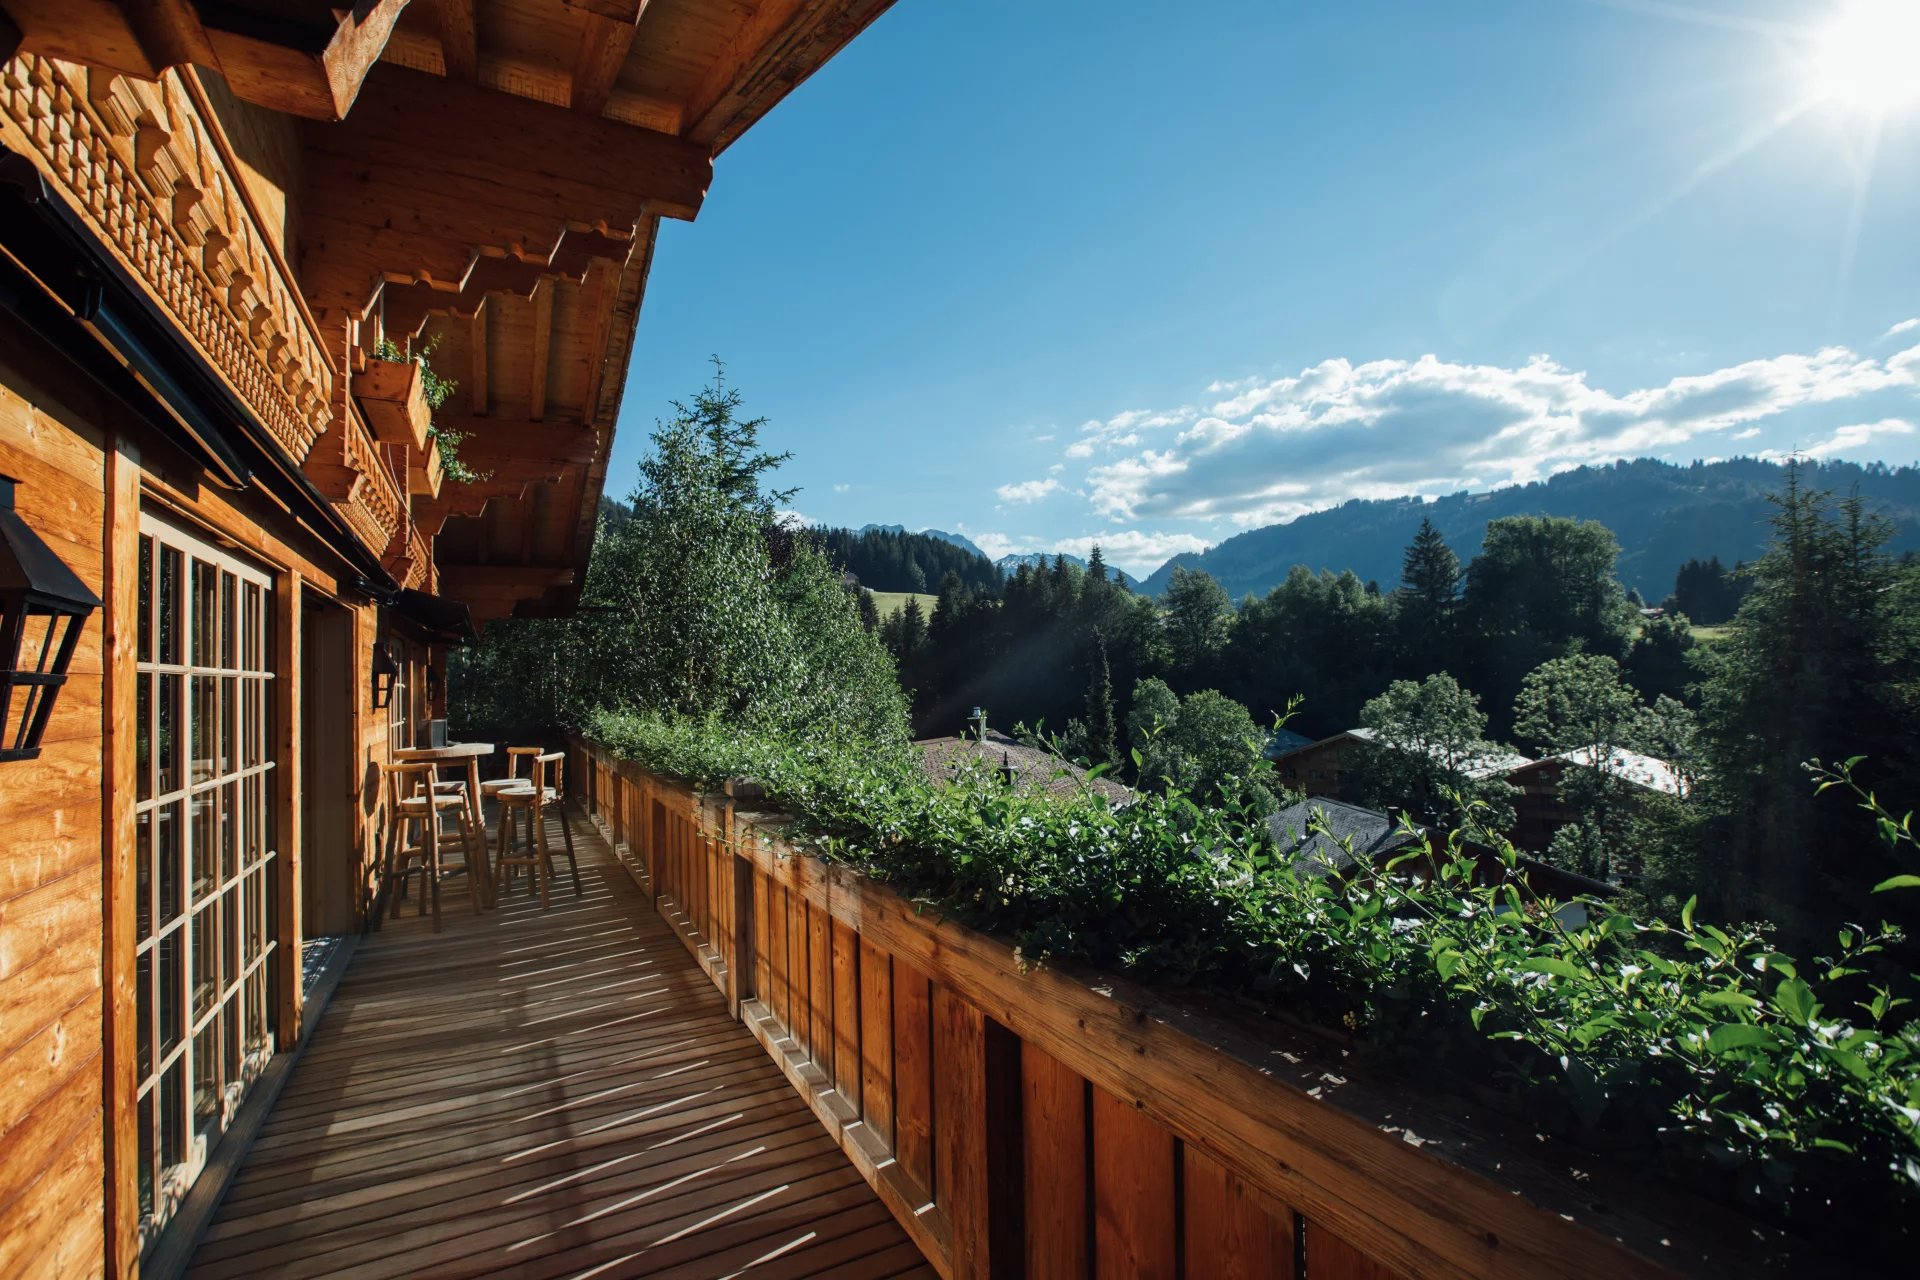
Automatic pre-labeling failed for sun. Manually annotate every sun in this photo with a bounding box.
[1807,0,1920,114]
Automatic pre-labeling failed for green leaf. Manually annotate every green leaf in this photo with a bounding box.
[1706,1023,1773,1054]
[1773,978,1816,1025]
[1699,989,1761,1010]
[1871,874,1920,893]
[1521,956,1582,981]
[1435,949,1465,980]
[1681,895,1697,930]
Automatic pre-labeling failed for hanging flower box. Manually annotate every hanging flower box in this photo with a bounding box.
[355,356,432,455]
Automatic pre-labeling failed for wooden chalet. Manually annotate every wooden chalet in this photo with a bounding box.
[0,2,897,1273]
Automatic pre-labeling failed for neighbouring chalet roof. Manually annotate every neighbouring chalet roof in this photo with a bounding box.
[1515,746,1688,796]
[2,0,897,623]
[1268,797,1425,879]
[917,730,1138,807]
[1262,726,1316,760]
[1275,728,1534,780]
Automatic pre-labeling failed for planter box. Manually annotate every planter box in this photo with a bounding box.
[410,433,445,498]
[355,356,431,454]
[572,738,1802,1279]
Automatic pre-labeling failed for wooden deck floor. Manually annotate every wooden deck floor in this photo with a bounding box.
[188,806,934,1280]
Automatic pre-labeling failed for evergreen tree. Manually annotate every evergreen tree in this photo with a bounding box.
[1392,516,1462,678]
[1083,632,1118,767]
[1697,468,1920,933]
[1087,544,1108,584]
[856,590,880,633]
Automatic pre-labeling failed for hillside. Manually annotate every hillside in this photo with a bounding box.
[1138,457,1920,599]
[996,551,1143,591]
[820,525,1001,594]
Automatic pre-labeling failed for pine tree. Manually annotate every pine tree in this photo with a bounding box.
[1392,516,1461,678]
[1087,544,1107,584]
[897,596,928,656]
[856,590,880,633]
[1084,632,1118,767]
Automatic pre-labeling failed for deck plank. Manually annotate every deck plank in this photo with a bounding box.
[188,805,933,1279]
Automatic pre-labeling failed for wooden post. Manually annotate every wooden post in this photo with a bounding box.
[935,990,1025,1278]
[274,572,303,1050]
[100,442,140,1278]
[727,802,754,1020]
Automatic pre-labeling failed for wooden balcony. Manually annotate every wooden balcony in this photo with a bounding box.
[185,805,932,1279]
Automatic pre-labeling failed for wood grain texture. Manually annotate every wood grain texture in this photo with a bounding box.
[934,985,989,1278]
[1186,1144,1297,1280]
[859,937,894,1150]
[891,957,935,1199]
[1093,1086,1177,1280]
[1023,1041,1090,1279]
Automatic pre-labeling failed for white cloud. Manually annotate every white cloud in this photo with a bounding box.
[968,531,1024,560]
[1072,343,1920,524]
[1884,318,1920,341]
[775,509,814,529]
[995,477,1061,504]
[1799,418,1915,459]
[831,483,851,493]
[1047,530,1212,577]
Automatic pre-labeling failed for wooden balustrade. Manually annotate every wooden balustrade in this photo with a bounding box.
[565,735,1722,1280]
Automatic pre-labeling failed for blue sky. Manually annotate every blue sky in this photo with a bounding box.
[608,0,1920,576]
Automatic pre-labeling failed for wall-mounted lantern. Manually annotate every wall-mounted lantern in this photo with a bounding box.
[0,475,103,762]
[371,639,398,710]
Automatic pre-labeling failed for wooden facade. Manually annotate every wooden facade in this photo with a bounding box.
[0,3,894,1272]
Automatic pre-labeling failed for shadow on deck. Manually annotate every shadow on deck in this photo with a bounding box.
[187,805,933,1280]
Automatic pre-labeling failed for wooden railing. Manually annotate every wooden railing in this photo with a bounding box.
[567,736,1707,1280]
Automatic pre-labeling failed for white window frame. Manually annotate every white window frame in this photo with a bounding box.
[134,511,278,1250]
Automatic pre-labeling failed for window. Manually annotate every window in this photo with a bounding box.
[134,514,277,1249]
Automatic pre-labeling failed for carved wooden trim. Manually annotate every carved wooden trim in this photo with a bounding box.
[0,55,334,462]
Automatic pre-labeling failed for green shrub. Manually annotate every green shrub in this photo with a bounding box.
[583,709,1920,1237]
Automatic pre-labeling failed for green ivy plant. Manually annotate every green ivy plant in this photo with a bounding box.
[374,337,488,484]
[582,706,1920,1245]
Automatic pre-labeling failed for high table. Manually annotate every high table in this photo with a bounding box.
[394,742,496,910]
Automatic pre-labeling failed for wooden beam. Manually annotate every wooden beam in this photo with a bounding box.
[681,0,895,149]
[529,278,553,422]
[201,0,415,120]
[469,305,489,416]
[570,6,648,117]
[434,417,601,466]
[430,0,477,80]
[438,563,576,591]
[298,62,708,315]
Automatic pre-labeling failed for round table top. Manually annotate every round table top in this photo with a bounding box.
[393,742,495,760]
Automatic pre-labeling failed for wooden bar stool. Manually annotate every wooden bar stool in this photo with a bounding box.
[384,760,483,932]
[493,751,581,908]
[480,746,541,806]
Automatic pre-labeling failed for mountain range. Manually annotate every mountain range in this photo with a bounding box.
[993,551,1143,591]
[1134,457,1920,599]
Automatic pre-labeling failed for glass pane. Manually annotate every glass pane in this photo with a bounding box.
[158,674,180,795]
[246,969,270,1057]
[192,561,216,667]
[244,583,260,671]
[189,787,216,904]
[219,677,235,776]
[244,680,261,769]
[190,676,215,784]
[159,1059,184,1170]
[222,887,239,988]
[136,948,152,1078]
[191,909,216,1021]
[221,781,238,882]
[193,1021,219,1139]
[245,870,262,966]
[138,535,152,665]
[139,1090,155,1221]
[136,810,152,942]
[157,800,182,926]
[221,572,236,670]
[158,928,183,1058]
[158,546,181,665]
[224,998,240,1085]
[137,674,152,803]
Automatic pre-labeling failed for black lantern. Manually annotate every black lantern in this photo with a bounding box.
[0,475,102,762]
[371,639,399,710]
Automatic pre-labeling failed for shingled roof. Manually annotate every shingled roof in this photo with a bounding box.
[916,729,1137,806]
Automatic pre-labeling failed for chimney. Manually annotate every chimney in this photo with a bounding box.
[969,706,988,739]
